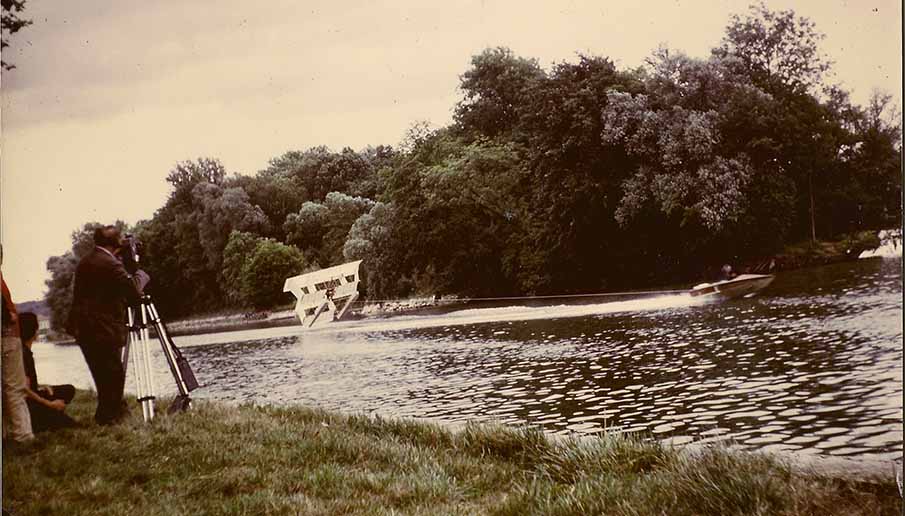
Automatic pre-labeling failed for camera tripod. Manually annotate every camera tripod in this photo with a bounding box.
[121,295,199,422]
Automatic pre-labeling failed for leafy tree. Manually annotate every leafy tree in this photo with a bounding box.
[824,89,903,233]
[44,253,77,333]
[227,173,308,241]
[454,47,545,139]
[344,202,410,299]
[239,239,308,308]
[510,55,643,292]
[603,89,752,233]
[222,231,265,305]
[136,158,232,316]
[320,193,375,265]
[714,1,832,94]
[379,130,527,297]
[1,0,31,70]
[192,182,270,271]
[262,147,376,204]
[166,158,227,207]
[283,202,328,264]
[284,192,374,268]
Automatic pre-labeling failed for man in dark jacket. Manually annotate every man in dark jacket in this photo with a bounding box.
[68,226,148,425]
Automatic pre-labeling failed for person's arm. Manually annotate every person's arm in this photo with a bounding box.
[108,256,145,303]
[24,378,65,411]
[1,277,18,325]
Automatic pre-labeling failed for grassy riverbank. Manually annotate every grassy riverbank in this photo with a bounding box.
[3,391,900,515]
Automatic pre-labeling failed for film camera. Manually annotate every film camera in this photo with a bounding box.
[120,234,143,274]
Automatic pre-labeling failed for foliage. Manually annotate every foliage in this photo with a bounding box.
[454,47,544,138]
[343,202,405,299]
[714,1,832,94]
[221,231,261,305]
[284,192,374,268]
[239,238,307,308]
[221,231,308,308]
[191,182,270,271]
[1,0,31,70]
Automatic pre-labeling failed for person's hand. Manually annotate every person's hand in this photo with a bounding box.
[48,399,66,411]
[134,269,151,290]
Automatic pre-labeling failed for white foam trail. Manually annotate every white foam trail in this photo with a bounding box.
[860,229,902,259]
[322,293,699,335]
[175,293,701,346]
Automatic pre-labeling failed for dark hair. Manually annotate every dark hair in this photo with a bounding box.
[19,312,39,342]
[93,225,120,248]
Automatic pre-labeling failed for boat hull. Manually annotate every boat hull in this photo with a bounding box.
[689,274,774,300]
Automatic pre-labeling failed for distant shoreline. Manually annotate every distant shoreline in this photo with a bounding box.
[43,230,900,343]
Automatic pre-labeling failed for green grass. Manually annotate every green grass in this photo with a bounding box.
[3,391,900,515]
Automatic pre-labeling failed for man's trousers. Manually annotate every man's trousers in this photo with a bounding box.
[78,340,128,425]
[2,335,34,441]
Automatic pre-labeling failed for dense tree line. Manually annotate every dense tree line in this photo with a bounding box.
[44,4,901,328]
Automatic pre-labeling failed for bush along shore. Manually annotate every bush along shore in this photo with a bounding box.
[2,391,900,515]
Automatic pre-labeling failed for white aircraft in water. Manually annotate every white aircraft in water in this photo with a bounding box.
[283,260,362,328]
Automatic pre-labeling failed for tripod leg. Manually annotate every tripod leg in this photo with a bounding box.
[121,340,130,378]
[139,301,156,421]
[127,307,148,421]
[146,301,194,413]
[147,302,193,396]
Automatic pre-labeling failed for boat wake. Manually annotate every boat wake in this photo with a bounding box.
[176,293,703,347]
[859,229,902,259]
[323,293,699,335]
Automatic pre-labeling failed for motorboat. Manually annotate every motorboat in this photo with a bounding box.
[283,260,362,328]
[689,274,774,300]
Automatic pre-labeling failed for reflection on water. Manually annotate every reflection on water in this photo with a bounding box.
[33,258,902,459]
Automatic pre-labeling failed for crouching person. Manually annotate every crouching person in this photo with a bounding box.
[19,312,79,432]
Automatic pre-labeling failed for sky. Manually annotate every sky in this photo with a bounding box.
[1,0,901,302]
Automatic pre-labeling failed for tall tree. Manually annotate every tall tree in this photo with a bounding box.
[714,1,832,95]
[136,158,232,316]
[454,47,545,139]
[192,182,270,271]
[240,239,308,308]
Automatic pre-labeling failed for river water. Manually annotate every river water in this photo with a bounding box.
[33,256,902,459]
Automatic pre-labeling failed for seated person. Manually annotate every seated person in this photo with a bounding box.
[18,312,79,432]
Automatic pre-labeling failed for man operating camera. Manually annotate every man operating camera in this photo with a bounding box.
[67,225,150,426]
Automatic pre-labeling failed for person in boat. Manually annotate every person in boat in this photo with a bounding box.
[720,264,737,281]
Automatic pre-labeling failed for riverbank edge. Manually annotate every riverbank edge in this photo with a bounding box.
[165,231,898,336]
[2,391,900,515]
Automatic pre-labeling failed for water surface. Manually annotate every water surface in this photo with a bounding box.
[34,257,902,459]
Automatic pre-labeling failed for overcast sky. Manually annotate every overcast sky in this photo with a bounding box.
[1,0,901,302]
